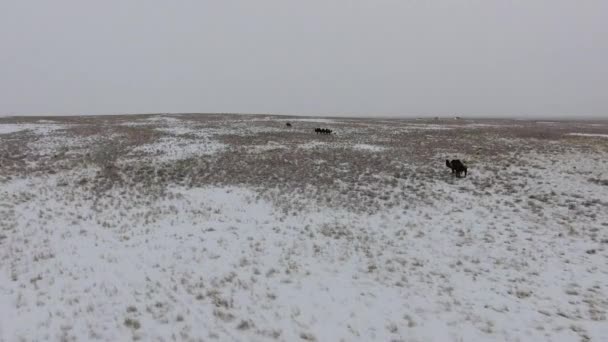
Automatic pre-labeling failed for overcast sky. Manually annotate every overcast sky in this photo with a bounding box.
[1,1,606,118]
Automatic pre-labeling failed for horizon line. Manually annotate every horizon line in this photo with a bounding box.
[0,111,606,121]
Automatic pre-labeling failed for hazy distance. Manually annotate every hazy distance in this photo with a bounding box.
[1,1,606,118]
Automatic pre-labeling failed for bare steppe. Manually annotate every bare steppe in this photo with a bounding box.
[1,114,607,341]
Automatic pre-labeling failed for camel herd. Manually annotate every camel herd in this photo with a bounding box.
[314,128,333,135]
[286,123,332,134]
[285,122,469,178]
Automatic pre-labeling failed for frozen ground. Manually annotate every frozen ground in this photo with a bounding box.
[568,133,608,138]
[1,114,607,341]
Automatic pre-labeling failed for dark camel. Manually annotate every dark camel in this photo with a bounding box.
[446,159,467,177]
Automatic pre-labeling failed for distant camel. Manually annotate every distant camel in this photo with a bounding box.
[446,159,467,177]
[315,128,333,135]
[286,122,292,127]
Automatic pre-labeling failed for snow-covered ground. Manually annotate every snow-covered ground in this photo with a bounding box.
[0,123,65,136]
[128,136,226,162]
[568,133,608,138]
[1,115,607,341]
[353,144,386,152]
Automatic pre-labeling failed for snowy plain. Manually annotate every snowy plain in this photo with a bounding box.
[1,115,607,341]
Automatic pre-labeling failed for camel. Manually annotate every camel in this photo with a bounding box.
[446,159,467,177]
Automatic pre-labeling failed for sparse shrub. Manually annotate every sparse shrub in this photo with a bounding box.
[124,318,141,329]
[237,320,251,330]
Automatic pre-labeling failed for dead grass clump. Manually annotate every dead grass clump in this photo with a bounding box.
[124,318,141,329]
[588,178,608,186]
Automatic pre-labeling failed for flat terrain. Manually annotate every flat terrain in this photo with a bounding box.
[1,114,607,341]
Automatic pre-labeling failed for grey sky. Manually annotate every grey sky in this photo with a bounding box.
[1,1,606,118]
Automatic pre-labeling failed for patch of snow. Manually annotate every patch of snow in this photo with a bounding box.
[28,134,100,157]
[247,142,287,153]
[273,118,340,124]
[567,133,608,138]
[248,116,341,123]
[464,123,517,128]
[156,126,211,137]
[146,116,182,123]
[298,141,328,149]
[353,144,386,152]
[0,123,65,135]
[403,124,452,130]
[119,116,183,127]
[119,121,150,127]
[129,136,225,161]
